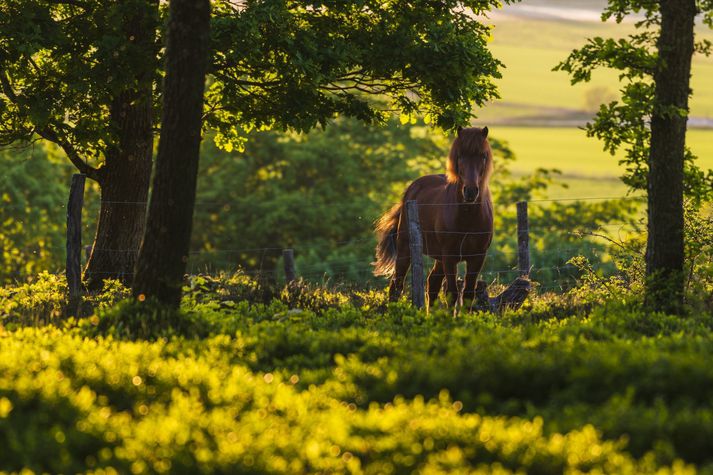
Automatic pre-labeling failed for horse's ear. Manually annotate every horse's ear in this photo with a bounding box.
[457,126,463,138]
[482,126,489,138]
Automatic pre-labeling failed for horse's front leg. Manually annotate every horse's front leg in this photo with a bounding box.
[426,259,445,311]
[443,260,460,312]
[464,254,486,312]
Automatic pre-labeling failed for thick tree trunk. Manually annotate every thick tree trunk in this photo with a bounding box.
[132,0,211,307]
[645,0,696,314]
[83,1,157,291]
[84,93,153,290]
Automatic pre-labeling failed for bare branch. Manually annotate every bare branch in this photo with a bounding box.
[35,126,101,181]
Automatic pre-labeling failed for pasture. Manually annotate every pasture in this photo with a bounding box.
[483,4,713,121]
[479,3,713,199]
[494,127,713,198]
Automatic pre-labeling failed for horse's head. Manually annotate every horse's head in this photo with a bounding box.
[447,126,493,203]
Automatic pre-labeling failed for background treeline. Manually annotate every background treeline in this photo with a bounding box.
[1,119,639,288]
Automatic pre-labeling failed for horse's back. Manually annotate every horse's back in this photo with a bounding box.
[404,174,449,202]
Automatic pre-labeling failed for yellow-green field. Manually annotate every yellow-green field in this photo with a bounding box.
[480,6,713,121]
[478,3,713,199]
[493,127,713,198]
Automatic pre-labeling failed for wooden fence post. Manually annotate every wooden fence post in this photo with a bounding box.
[283,248,296,284]
[406,200,425,309]
[516,201,530,276]
[66,174,86,306]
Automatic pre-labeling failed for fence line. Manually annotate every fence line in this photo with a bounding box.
[63,242,618,260]
[87,269,589,294]
[51,174,644,306]
[1,195,647,214]
[61,194,647,209]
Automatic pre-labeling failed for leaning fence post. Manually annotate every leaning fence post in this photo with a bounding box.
[516,201,530,277]
[283,248,296,284]
[406,200,425,309]
[66,174,86,306]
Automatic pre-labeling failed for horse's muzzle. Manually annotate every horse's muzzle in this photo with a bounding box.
[463,186,479,203]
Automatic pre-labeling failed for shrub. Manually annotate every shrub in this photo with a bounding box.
[0,326,695,474]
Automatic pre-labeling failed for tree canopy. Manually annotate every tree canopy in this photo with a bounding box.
[0,0,160,177]
[1,0,509,159]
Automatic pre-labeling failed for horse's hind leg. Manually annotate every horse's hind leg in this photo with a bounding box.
[443,260,460,310]
[388,249,411,302]
[427,260,445,311]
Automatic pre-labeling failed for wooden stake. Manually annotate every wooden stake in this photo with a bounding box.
[406,200,425,309]
[517,201,530,277]
[66,174,86,306]
[283,248,296,284]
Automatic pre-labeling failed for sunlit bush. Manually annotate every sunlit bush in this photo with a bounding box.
[0,326,700,474]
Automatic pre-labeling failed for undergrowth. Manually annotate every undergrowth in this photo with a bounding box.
[1,268,712,473]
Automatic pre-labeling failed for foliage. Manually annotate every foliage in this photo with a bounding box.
[90,298,211,341]
[684,201,713,309]
[0,0,510,166]
[3,272,713,471]
[0,273,129,326]
[0,141,104,285]
[554,0,713,201]
[0,146,72,281]
[2,325,694,474]
[564,201,713,313]
[0,271,67,325]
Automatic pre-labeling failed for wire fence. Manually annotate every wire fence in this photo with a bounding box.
[4,189,647,294]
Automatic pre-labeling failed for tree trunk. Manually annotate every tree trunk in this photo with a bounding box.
[645,0,696,314]
[83,0,157,291]
[132,0,211,307]
[84,93,153,290]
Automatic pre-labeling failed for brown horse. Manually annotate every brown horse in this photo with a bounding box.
[373,126,494,310]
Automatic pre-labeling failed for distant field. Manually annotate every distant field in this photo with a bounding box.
[493,126,713,199]
[478,5,713,123]
[476,3,713,199]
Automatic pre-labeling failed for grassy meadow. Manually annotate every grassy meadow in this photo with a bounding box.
[492,127,713,199]
[479,2,713,199]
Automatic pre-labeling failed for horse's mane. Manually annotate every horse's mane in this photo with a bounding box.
[446,127,493,189]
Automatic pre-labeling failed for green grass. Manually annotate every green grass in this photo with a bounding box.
[479,10,713,121]
[491,126,713,198]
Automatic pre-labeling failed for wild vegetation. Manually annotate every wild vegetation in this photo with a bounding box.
[0,255,712,473]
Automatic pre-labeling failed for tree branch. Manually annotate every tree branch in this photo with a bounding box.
[0,71,19,103]
[1,71,101,180]
[36,126,101,181]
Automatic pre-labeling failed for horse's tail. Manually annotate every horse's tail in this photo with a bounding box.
[373,202,402,277]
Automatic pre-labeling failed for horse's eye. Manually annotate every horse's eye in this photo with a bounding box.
[482,154,487,162]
